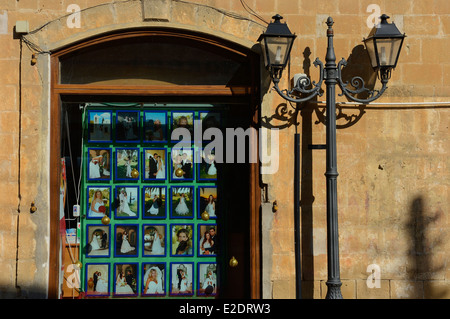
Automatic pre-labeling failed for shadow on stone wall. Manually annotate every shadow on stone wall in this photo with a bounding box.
[313,45,375,129]
[407,196,446,298]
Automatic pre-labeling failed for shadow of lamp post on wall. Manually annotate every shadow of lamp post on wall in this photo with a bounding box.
[257,14,405,299]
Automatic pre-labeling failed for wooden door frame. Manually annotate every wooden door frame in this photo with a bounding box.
[48,30,261,299]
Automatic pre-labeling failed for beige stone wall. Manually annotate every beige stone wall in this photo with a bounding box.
[0,0,448,298]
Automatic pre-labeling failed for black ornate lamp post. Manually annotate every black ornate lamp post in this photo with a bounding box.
[258,14,405,299]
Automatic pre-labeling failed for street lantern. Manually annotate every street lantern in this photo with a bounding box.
[258,14,405,299]
[257,14,296,78]
[363,14,406,79]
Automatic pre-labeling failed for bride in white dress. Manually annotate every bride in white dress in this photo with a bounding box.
[90,233,101,251]
[147,195,160,215]
[88,190,106,218]
[143,266,164,294]
[172,153,183,179]
[151,229,165,255]
[119,190,136,216]
[205,195,216,217]
[156,156,165,179]
[207,160,216,176]
[175,193,190,216]
[124,116,137,140]
[89,154,102,179]
[200,231,214,255]
[96,272,108,293]
[125,159,132,178]
[120,232,135,253]
[115,272,134,294]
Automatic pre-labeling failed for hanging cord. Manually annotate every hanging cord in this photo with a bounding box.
[239,0,269,25]
[62,105,86,297]
[65,110,81,205]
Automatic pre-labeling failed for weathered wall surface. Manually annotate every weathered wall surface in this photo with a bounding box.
[0,0,448,298]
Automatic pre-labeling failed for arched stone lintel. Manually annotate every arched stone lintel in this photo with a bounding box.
[24,0,265,55]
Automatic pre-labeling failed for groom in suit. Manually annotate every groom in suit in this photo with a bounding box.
[125,269,134,291]
[93,271,98,291]
[148,153,158,178]
[181,153,192,179]
[208,227,217,254]
[101,232,107,249]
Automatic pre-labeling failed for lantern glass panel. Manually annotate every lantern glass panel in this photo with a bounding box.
[364,39,378,68]
[375,38,403,68]
[265,36,293,68]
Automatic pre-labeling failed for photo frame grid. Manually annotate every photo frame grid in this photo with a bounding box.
[82,108,223,298]
[83,260,222,297]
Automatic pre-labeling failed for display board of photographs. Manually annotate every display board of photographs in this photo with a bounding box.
[82,107,221,298]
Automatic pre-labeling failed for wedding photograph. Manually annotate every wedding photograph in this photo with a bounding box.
[198,224,218,257]
[115,224,138,258]
[115,110,140,143]
[85,263,110,297]
[143,148,167,181]
[114,186,139,219]
[86,225,110,258]
[143,186,166,218]
[142,263,166,296]
[170,186,194,219]
[115,148,140,181]
[170,224,193,257]
[197,263,218,296]
[170,147,194,181]
[143,111,168,143]
[114,263,138,297]
[198,186,218,219]
[86,186,111,219]
[88,110,112,143]
[143,224,166,257]
[199,111,221,140]
[171,111,194,142]
[169,262,193,296]
[197,148,217,181]
[87,148,111,181]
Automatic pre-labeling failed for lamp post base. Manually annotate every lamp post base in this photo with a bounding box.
[325,282,343,299]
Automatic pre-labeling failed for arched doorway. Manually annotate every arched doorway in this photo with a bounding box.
[49,29,261,299]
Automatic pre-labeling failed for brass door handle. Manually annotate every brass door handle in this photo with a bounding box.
[229,256,238,267]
